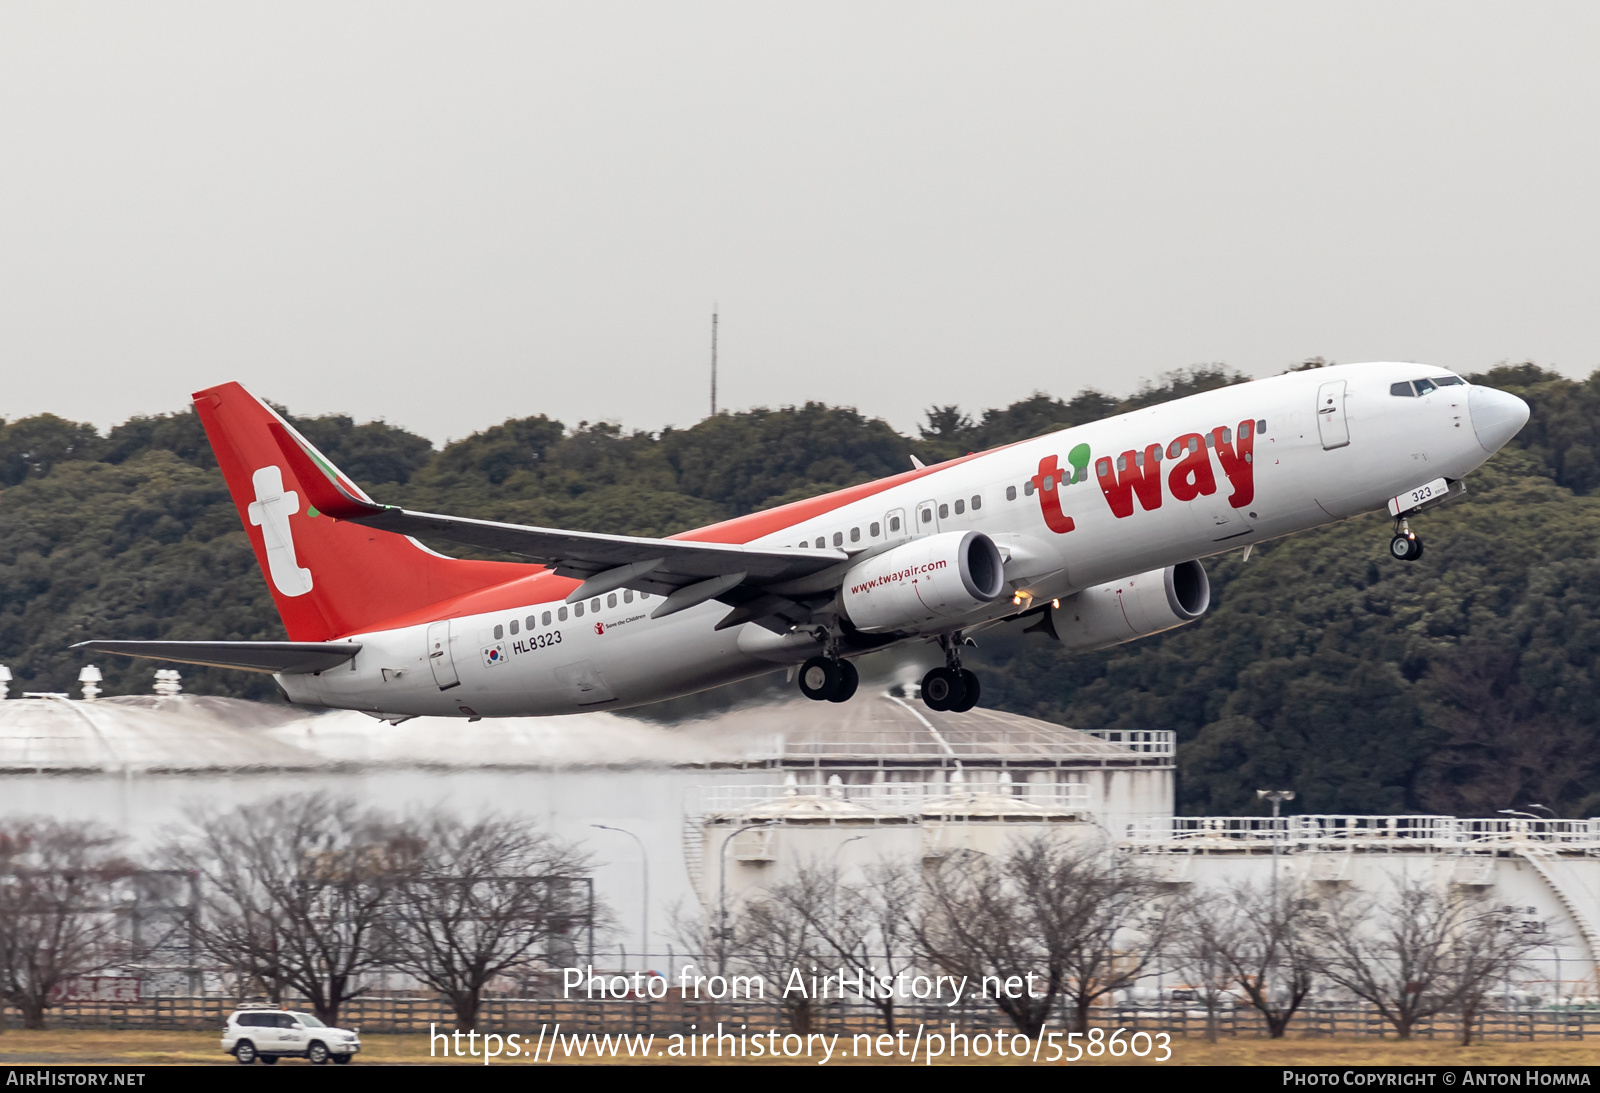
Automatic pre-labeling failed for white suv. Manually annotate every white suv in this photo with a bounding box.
[222,1007,361,1065]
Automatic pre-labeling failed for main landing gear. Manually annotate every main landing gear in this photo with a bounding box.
[1390,516,1424,562]
[798,630,859,704]
[921,633,980,713]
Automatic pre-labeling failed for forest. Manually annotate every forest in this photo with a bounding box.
[1,362,1596,819]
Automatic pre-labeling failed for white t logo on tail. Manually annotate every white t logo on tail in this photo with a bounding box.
[248,466,313,597]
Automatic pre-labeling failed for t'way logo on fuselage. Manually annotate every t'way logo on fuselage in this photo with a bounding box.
[1034,418,1258,533]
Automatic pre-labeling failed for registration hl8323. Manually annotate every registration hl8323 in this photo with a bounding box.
[512,630,562,655]
[1049,1028,1171,1062]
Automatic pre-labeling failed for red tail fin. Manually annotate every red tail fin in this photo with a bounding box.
[193,382,529,641]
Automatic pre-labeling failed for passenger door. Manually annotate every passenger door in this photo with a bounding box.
[1316,380,1350,450]
[915,499,939,536]
[427,620,459,690]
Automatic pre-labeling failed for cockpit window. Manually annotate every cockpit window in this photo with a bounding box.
[1392,376,1460,397]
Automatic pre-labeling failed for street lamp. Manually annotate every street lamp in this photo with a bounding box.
[1497,809,1542,822]
[717,820,774,976]
[1527,804,1557,819]
[592,824,648,971]
[1256,790,1296,902]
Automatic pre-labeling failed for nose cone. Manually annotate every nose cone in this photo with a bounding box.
[1469,385,1531,453]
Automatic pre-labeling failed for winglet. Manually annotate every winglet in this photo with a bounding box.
[266,422,388,520]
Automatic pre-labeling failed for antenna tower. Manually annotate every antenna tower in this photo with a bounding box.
[710,306,718,417]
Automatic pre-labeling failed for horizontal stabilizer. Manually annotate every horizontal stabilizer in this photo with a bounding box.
[72,640,362,675]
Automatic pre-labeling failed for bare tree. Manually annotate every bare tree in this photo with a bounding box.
[915,834,1172,1036]
[1446,902,1549,1046]
[383,812,595,1030]
[163,793,400,1025]
[753,858,920,1034]
[1215,881,1321,1038]
[0,819,134,1029]
[1164,890,1238,1042]
[729,886,829,1035]
[1314,876,1544,1041]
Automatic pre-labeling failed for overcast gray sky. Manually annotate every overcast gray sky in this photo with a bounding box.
[2,2,1596,444]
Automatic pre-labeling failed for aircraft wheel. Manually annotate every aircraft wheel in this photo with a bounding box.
[947,669,981,712]
[798,656,840,701]
[828,659,859,703]
[1390,534,1423,561]
[921,667,966,712]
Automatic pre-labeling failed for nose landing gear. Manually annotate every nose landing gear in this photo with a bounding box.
[1390,517,1424,562]
[921,634,980,713]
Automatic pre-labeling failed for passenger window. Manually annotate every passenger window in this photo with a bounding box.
[1390,382,1416,397]
[1116,455,1127,471]
[938,503,949,519]
[641,592,650,599]
[607,592,617,608]
[920,509,932,524]
[1257,419,1266,432]
[870,521,881,537]
[542,611,552,626]
[590,598,600,612]
[493,624,504,640]
[574,602,584,617]
[1006,485,1016,501]
[558,606,568,621]
[889,516,901,532]
[1024,480,1035,495]
[1239,421,1252,440]
[624,589,634,603]
[833,531,843,547]
[954,499,965,514]
[850,527,860,542]
[815,537,825,548]
[971,494,981,510]
[1219,427,1232,444]
[509,619,519,635]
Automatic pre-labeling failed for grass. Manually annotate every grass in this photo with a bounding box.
[0,1029,1594,1066]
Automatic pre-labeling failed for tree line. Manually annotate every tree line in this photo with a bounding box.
[706,832,1550,1047]
[2,362,1598,816]
[0,798,595,1030]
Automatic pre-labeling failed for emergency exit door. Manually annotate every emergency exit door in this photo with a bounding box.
[1316,380,1350,449]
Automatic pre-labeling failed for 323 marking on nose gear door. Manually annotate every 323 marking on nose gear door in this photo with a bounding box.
[1388,477,1448,516]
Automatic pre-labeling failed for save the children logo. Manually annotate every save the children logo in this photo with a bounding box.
[594,622,605,636]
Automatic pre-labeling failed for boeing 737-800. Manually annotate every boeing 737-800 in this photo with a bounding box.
[77,364,1529,719]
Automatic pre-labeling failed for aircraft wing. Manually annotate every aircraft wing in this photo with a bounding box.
[269,424,846,625]
[71,640,361,674]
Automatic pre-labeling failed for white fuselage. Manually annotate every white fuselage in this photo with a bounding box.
[280,363,1508,718]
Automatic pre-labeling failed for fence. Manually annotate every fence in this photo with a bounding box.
[10,995,1598,1041]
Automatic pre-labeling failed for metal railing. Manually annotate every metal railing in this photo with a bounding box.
[690,781,1094,818]
[1125,815,1600,850]
[774,728,1173,762]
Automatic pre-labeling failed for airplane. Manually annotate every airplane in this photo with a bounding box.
[76,363,1529,720]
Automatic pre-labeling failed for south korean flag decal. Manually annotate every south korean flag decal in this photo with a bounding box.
[481,642,507,668]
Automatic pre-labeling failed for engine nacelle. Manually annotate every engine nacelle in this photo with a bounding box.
[840,531,1006,634]
[1042,560,1210,651]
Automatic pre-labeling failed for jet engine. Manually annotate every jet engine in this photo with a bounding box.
[840,531,1006,634]
[1034,560,1210,651]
